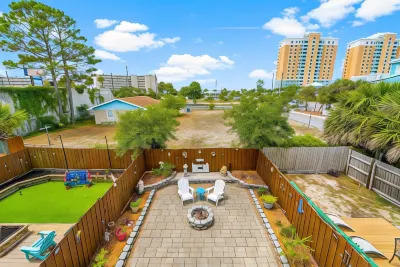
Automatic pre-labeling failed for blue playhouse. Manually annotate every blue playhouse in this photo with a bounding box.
[64,170,92,189]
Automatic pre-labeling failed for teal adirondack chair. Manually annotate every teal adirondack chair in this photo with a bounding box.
[21,231,56,261]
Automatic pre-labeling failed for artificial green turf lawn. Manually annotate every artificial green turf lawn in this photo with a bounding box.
[0,181,111,223]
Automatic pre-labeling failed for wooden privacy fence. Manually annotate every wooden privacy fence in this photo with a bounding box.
[39,152,146,267]
[144,148,258,172]
[346,149,400,206]
[0,148,31,185]
[262,146,349,173]
[257,152,375,267]
[27,147,133,170]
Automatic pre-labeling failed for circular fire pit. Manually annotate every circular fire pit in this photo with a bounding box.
[187,205,214,230]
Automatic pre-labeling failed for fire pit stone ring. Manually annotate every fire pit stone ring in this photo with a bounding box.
[187,205,214,230]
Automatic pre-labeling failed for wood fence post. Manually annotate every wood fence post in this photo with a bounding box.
[345,149,352,175]
[367,160,377,190]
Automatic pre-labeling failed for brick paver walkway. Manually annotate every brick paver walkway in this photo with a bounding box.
[127,184,280,267]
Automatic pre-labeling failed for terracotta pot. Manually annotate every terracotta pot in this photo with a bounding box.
[115,227,127,241]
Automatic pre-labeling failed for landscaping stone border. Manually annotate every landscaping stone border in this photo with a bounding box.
[227,171,269,190]
[115,189,156,267]
[143,171,177,191]
[248,189,290,267]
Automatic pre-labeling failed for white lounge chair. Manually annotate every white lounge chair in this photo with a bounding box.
[327,213,355,231]
[178,178,194,206]
[351,236,386,258]
[206,180,225,206]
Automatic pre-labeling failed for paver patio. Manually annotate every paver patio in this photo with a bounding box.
[127,184,280,267]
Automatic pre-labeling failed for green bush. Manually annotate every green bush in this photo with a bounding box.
[209,103,215,110]
[130,198,141,208]
[38,115,59,129]
[257,187,267,196]
[93,248,108,267]
[260,194,278,204]
[280,225,296,238]
[287,134,327,147]
[152,168,163,176]
[59,114,69,126]
[152,162,175,177]
[77,104,90,118]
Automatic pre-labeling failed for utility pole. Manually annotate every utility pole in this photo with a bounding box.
[58,135,69,170]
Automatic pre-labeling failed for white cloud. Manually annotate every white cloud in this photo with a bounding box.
[249,69,274,79]
[307,23,320,30]
[114,21,149,32]
[94,19,118,28]
[263,17,306,37]
[95,49,121,61]
[273,60,277,65]
[352,20,365,27]
[265,35,271,38]
[356,0,400,21]
[282,7,300,18]
[304,0,362,27]
[94,21,180,52]
[197,79,216,85]
[153,54,234,83]
[193,37,203,43]
[161,37,180,43]
[216,41,224,45]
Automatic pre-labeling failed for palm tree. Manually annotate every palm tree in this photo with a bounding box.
[324,82,400,162]
[0,103,28,139]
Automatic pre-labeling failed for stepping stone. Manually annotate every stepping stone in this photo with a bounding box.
[260,213,266,218]
[280,255,289,264]
[123,244,131,252]
[265,223,271,229]
[135,221,142,226]
[138,216,144,221]
[130,231,137,238]
[273,240,280,248]
[141,211,146,216]
[263,218,268,223]
[119,252,128,260]
[270,234,277,241]
[256,204,261,209]
[115,260,124,267]
[258,209,263,213]
[127,237,134,245]
[133,226,139,232]
[268,229,274,235]
[277,247,283,254]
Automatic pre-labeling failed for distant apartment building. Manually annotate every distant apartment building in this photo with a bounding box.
[93,74,157,92]
[343,33,400,79]
[275,32,339,88]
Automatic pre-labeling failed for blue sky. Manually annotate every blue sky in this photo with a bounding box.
[1,0,400,90]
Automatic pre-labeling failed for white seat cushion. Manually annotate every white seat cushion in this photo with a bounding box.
[181,192,194,202]
[208,193,223,202]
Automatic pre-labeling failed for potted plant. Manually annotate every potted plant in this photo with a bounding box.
[261,194,278,209]
[115,227,127,241]
[130,198,141,213]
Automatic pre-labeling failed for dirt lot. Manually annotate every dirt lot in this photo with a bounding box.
[288,119,325,140]
[24,110,239,148]
[166,110,239,148]
[288,173,400,225]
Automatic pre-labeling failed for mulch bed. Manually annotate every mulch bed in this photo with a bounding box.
[141,172,166,185]
[231,170,266,185]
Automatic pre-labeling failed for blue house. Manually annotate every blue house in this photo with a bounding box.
[88,96,160,124]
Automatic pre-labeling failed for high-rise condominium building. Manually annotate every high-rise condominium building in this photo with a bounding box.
[275,32,339,88]
[342,33,400,79]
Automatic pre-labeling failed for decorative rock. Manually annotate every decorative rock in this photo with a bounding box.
[141,211,146,216]
[268,228,274,235]
[136,220,142,226]
[119,252,128,260]
[263,218,268,223]
[258,208,263,213]
[133,226,139,232]
[130,231,137,238]
[123,245,131,252]
[127,237,134,245]
[271,234,278,241]
[280,255,289,264]
[273,240,281,248]
[256,204,261,209]
[260,213,266,218]
[277,248,283,254]
[115,260,124,267]
[138,216,144,221]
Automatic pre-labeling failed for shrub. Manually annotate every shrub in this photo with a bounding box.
[152,162,175,177]
[59,114,69,126]
[260,194,278,204]
[276,220,283,227]
[38,115,59,129]
[130,198,141,208]
[77,104,90,118]
[280,224,296,238]
[209,103,215,110]
[152,167,163,176]
[93,248,108,267]
[287,134,327,147]
[281,234,313,266]
[257,187,267,196]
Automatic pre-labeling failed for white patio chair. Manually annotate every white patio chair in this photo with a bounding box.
[206,180,225,206]
[177,178,194,206]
